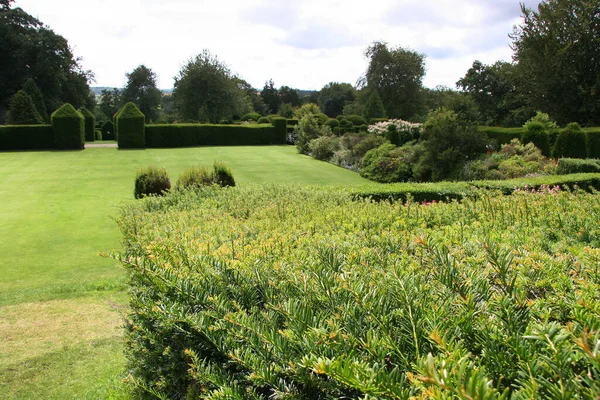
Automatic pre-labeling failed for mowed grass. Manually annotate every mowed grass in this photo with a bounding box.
[0,145,368,399]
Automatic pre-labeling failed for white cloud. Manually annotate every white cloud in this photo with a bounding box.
[13,0,539,90]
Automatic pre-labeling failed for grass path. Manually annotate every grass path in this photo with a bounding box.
[0,145,368,398]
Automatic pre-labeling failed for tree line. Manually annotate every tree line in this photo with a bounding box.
[1,0,598,127]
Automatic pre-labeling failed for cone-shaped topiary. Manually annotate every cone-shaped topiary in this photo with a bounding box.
[7,90,43,125]
[51,103,84,149]
[101,121,115,140]
[79,107,96,142]
[22,78,48,122]
[116,102,145,148]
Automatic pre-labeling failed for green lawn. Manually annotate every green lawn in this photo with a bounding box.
[0,145,368,399]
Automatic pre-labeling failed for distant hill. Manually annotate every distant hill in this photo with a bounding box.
[91,87,174,96]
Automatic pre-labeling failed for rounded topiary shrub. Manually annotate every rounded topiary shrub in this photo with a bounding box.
[117,102,145,148]
[241,112,261,122]
[327,118,340,130]
[345,114,368,127]
[257,117,271,124]
[134,165,171,199]
[51,103,84,150]
[175,166,213,191]
[212,161,235,187]
[101,121,115,140]
[79,107,96,142]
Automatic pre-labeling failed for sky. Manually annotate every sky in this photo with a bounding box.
[13,0,542,91]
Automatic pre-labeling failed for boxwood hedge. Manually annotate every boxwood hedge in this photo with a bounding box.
[0,125,53,150]
[51,103,84,150]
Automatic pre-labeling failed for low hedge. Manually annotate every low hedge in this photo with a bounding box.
[557,158,600,174]
[478,126,524,147]
[145,123,286,148]
[349,173,600,202]
[0,125,53,150]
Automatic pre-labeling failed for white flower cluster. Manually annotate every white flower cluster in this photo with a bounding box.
[367,119,422,136]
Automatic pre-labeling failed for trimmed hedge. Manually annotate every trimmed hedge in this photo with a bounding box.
[587,129,600,158]
[557,158,600,174]
[521,121,551,156]
[553,123,587,159]
[79,107,96,142]
[349,173,600,203]
[117,102,145,149]
[0,125,53,150]
[344,114,368,126]
[51,103,84,150]
[95,130,102,141]
[257,116,271,124]
[145,123,286,148]
[101,121,115,140]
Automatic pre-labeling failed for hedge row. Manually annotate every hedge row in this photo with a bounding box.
[145,119,286,148]
[349,173,600,203]
[0,125,53,150]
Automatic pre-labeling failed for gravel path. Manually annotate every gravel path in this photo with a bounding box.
[85,143,118,148]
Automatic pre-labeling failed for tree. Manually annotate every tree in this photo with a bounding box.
[363,90,386,120]
[22,78,48,122]
[99,89,122,120]
[0,2,94,122]
[510,0,600,125]
[173,50,250,123]
[260,79,280,114]
[279,86,300,107]
[7,90,43,124]
[318,82,356,117]
[360,41,426,120]
[237,79,267,115]
[122,65,162,123]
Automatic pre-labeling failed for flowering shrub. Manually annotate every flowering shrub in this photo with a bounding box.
[367,118,421,137]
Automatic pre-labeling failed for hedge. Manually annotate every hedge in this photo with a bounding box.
[116,102,145,149]
[145,122,287,148]
[101,121,115,140]
[349,173,600,203]
[79,107,96,142]
[51,103,84,150]
[478,126,524,147]
[0,125,53,150]
[557,158,600,174]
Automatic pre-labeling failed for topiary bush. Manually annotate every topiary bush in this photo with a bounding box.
[521,121,551,156]
[79,107,96,142]
[326,118,339,130]
[212,161,235,187]
[344,114,368,127]
[553,122,587,159]
[314,113,329,125]
[557,158,600,174]
[7,90,43,125]
[338,118,354,134]
[51,103,84,150]
[101,121,115,140]
[175,165,213,190]
[241,112,261,122]
[134,165,171,199]
[257,116,271,124]
[117,102,145,148]
[95,130,102,140]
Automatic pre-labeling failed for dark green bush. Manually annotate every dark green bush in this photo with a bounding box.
[134,165,171,199]
[587,131,600,158]
[241,112,261,122]
[51,103,84,150]
[7,90,43,125]
[257,116,271,124]
[175,165,213,190]
[101,121,115,140]
[22,78,48,122]
[286,118,299,126]
[360,143,414,183]
[479,126,523,148]
[0,125,53,150]
[95,130,102,140]
[212,161,235,187]
[79,107,96,142]
[338,118,354,133]
[314,113,329,125]
[326,118,340,130]
[521,121,551,156]
[270,117,287,140]
[553,122,587,159]
[557,158,600,174]
[145,124,286,147]
[344,114,368,127]
[369,118,388,124]
[117,103,145,149]
[336,115,344,121]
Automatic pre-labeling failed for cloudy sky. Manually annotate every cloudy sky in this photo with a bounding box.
[14,0,541,91]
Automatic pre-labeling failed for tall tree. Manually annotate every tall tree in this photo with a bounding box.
[318,82,356,117]
[510,0,600,124]
[278,86,300,107]
[99,88,122,120]
[0,1,93,122]
[173,50,250,123]
[122,65,162,122]
[360,41,426,120]
[260,79,280,114]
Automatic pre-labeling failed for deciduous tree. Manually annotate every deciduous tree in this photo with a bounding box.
[122,65,162,122]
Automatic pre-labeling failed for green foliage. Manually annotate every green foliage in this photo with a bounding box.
[116,102,145,149]
[326,118,339,130]
[173,50,251,123]
[257,116,270,124]
[241,112,261,122]
[318,82,356,117]
[308,135,339,161]
[294,113,332,154]
[101,121,115,140]
[553,122,587,158]
[114,183,600,398]
[7,90,43,125]
[122,65,162,123]
[99,89,122,123]
[22,78,48,122]
[360,143,415,182]
[294,103,321,120]
[175,165,213,190]
[413,108,487,181]
[278,86,300,107]
[338,118,354,134]
[79,107,96,142]
[50,103,84,150]
[277,103,295,118]
[260,79,280,114]
[344,114,368,127]
[521,121,551,156]
[94,129,102,141]
[479,126,524,147]
[332,133,387,170]
[523,111,559,131]
[145,123,285,147]
[587,131,600,159]
[0,125,53,150]
[362,89,387,120]
[134,165,170,199]
[212,161,235,187]
[557,158,600,174]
